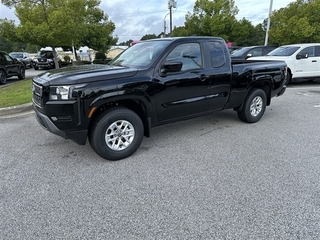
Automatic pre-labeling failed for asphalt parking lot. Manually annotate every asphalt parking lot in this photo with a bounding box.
[0,84,320,239]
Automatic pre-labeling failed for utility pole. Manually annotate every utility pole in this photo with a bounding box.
[163,12,169,37]
[264,0,273,46]
[167,0,177,36]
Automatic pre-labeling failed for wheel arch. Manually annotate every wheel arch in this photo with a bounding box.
[234,80,271,112]
[87,96,153,139]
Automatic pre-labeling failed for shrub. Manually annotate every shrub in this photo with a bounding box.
[61,61,70,67]
[95,51,107,61]
[64,55,71,62]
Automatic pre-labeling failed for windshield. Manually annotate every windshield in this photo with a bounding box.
[37,51,53,58]
[109,40,171,68]
[230,47,251,57]
[10,53,23,58]
[267,46,300,56]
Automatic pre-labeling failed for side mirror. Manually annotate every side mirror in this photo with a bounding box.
[296,53,308,59]
[160,61,183,75]
[246,53,253,58]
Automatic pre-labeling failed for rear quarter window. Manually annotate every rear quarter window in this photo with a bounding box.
[209,41,226,67]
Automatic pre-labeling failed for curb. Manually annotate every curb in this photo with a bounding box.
[0,102,33,117]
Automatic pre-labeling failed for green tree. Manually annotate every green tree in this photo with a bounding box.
[269,0,319,45]
[0,0,116,68]
[118,39,133,46]
[183,0,239,41]
[171,26,190,37]
[140,34,158,40]
[0,34,13,52]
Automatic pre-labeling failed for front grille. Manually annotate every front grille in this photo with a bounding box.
[32,82,43,108]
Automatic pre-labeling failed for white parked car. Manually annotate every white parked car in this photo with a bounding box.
[249,43,320,83]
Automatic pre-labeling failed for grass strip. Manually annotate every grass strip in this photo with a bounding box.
[0,79,32,108]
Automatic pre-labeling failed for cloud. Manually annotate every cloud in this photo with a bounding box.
[0,0,293,44]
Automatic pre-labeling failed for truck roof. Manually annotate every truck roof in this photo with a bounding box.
[281,43,320,47]
[143,36,225,42]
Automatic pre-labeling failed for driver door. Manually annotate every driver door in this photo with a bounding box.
[295,46,320,78]
[154,42,212,123]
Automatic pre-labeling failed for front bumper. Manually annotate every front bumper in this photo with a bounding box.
[34,105,88,145]
[36,62,54,68]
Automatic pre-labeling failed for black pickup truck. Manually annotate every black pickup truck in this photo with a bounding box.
[32,37,287,161]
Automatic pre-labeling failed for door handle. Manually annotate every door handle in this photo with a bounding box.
[312,60,317,62]
[199,74,209,81]
[190,71,208,81]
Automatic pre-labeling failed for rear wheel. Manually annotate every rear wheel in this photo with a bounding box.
[18,67,25,80]
[89,107,144,161]
[237,88,267,123]
[0,70,6,84]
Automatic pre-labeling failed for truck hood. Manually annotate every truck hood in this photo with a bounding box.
[33,64,138,86]
[248,55,290,61]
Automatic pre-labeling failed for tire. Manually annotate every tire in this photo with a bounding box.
[34,65,39,70]
[0,70,6,84]
[285,71,292,85]
[89,107,144,161]
[237,88,267,123]
[18,67,25,80]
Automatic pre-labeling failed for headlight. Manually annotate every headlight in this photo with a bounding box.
[33,59,38,62]
[48,59,53,62]
[49,84,87,100]
[49,86,71,100]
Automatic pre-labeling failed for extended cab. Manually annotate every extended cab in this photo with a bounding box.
[32,37,287,161]
[249,43,320,83]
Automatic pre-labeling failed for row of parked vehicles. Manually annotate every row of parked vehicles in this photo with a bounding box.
[0,50,61,84]
[9,50,61,70]
[230,43,320,83]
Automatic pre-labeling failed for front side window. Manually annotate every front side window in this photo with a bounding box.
[248,48,262,57]
[165,43,202,71]
[299,47,315,57]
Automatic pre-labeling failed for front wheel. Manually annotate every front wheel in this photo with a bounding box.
[0,70,6,84]
[237,88,267,123]
[285,72,292,85]
[89,107,144,161]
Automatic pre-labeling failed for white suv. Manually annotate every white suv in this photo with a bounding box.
[249,43,320,83]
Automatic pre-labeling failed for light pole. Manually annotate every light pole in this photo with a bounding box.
[264,0,273,46]
[163,12,169,37]
[167,0,177,36]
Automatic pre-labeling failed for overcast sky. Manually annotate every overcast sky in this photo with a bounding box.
[0,0,294,43]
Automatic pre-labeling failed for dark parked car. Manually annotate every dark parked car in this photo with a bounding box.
[9,52,33,68]
[0,51,25,85]
[33,50,61,70]
[231,46,277,60]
